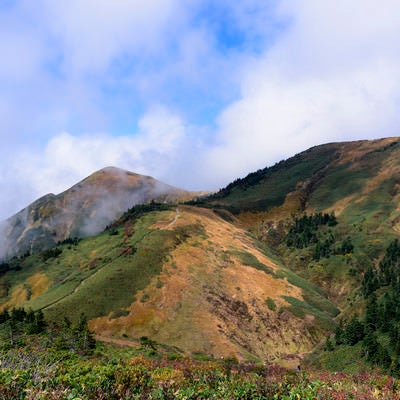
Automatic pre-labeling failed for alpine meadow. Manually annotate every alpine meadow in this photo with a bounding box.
[0,137,400,398]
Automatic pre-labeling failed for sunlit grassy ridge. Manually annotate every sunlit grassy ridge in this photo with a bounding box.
[89,206,338,362]
[1,210,181,322]
[0,204,338,363]
[200,137,400,373]
[208,137,400,215]
[207,138,400,300]
[208,143,340,213]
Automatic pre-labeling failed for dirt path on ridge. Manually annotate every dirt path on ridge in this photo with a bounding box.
[94,334,140,348]
[164,207,180,229]
[72,265,106,294]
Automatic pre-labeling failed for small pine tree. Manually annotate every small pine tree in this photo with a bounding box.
[25,309,46,334]
[312,241,321,261]
[391,359,400,378]
[25,309,35,324]
[335,322,345,345]
[344,317,365,345]
[325,336,334,351]
[74,313,96,354]
[0,309,10,323]
[365,293,379,333]
[340,237,354,254]
[361,267,379,298]
[377,345,392,369]
[363,333,379,362]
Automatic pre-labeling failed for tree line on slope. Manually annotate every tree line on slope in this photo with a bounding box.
[0,307,95,354]
[285,212,354,261]
[327,239,400,376]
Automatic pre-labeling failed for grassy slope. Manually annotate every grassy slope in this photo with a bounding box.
[208,143,341,213]
[3,167,202,259]
[203,136,400,371]
[208,138,400,214]
[206,138,400,296]
[90,206,338,363]
[2,210,179,322]
[0,206,338,364]
[2,137,399,369]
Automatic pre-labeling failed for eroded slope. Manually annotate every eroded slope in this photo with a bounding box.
[88,206,335,362]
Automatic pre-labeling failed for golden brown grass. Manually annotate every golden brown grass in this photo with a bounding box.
[0,285,27,310]
[90,206,319,363]
[0,272,50,311]
[27,273,50,299]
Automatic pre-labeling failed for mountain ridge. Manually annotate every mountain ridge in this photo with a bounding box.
[0,204,337,363]
[207,136,400,218]
[0,137,399,367]
[0,166,203,260]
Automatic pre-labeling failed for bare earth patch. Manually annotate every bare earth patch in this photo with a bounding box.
[90,206,322,363]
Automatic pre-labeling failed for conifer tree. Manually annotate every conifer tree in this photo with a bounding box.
[344,317,365,345]
[74,313,96,354]
[365,293,379,333]
[361,267,379,297]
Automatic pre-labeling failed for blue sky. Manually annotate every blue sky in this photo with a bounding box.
[1,0,400,219]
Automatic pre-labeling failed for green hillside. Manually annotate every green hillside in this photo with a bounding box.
[0,205,177,321]
[1,137,400,375]
[204,138,400,300]
[0,167,201,260]
[209,142,341,212]
[207,137,400,214]
[202,137,400,374]
[0,203,338,364]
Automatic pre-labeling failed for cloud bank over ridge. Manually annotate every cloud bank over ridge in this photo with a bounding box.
[1,1,400,219]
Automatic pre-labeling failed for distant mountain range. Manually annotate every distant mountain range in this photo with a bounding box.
[0,137,399,367]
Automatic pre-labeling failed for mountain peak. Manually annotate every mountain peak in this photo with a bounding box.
[97,166,127,175]
[0,167,200,259]
[95,166,139,176]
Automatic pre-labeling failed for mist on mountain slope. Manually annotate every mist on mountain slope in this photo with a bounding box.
[0,167,195,260]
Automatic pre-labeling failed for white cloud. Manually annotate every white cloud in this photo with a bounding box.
[2,0,400,220]
[0,30,44,81]
[199,0,400,186]
[0,106,187,217]
[38,0,184,75]
[0,5,47,82]
[48,107,184,188]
